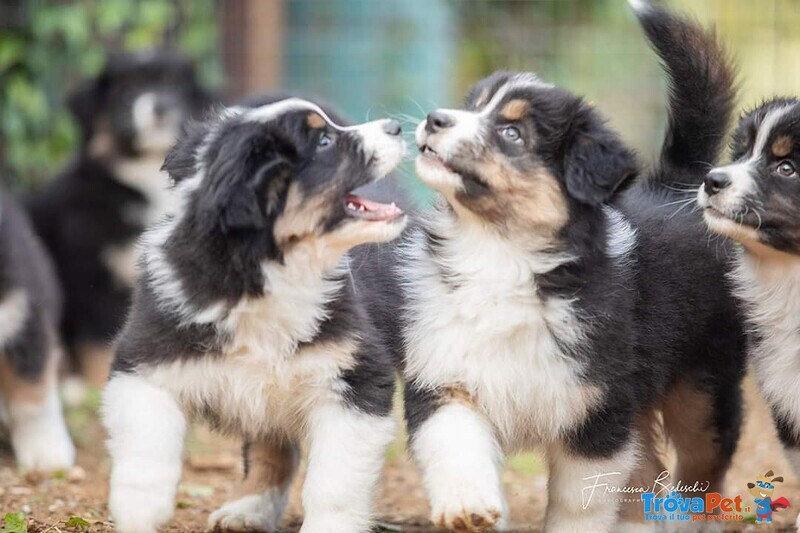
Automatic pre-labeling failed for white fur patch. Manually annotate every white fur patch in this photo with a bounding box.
[301,403,395,533]
[8,387,75,471]
[604,206,637,261]
[113,155,179,225]
[131,92,182,153]
[401,216,597,449]
[627,0,652,14]
[733,254,800,438]
[102,374,187,533]
[412,402,508,530]
[0,290,28,346]
[208,490,289,532]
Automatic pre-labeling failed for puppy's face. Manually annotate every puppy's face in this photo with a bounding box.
[699,99,800,254]
[163,98,406,256]
[69,50,212,157]
[415,72,636,235]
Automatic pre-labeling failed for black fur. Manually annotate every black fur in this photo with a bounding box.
[0,190,62,381]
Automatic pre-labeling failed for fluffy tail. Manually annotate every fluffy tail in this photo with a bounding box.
[630,0,736,181]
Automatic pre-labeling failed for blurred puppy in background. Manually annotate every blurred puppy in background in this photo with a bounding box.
[0,190,74,471]
[27,50,214,387]
[700,96,800,528]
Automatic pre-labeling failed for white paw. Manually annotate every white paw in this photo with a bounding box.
[11,404,75,472]
[430,486,506,531]
[110,483,176,533]
[208,492,285,532]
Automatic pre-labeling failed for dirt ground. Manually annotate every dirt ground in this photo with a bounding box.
[1,375,799,532]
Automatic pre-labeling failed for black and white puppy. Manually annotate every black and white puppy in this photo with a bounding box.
[27,50,213,386]
[399,1,745,531]
[699,96,800,527]
[100,97,407,533]
[0,190,74,471]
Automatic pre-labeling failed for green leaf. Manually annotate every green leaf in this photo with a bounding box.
[1,512,27,533]
[64,516,91,530]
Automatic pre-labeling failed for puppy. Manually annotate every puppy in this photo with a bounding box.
[699,89,800,526]
[100,97,407,533]
[0,190,74,471]
[27,50,213,386]
[399,1,745,531]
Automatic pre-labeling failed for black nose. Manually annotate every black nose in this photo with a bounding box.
[426,111,454,133]
[382,119,402,136]
[704,170,732,196]
[153,100,168,118]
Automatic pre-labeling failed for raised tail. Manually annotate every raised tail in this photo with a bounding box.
[630,0,737,182]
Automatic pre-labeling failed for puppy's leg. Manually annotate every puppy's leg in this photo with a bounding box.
[763,392,800,530]
[208,439,299,531]
[662,380,740,495]
[544,430,638,533]
[662,379,741,532]
[0,316,74,472]
[102,372,186,533]
[408,383,507,532]
[617,411,664,533]
[76,341,114,388]
[300,402,394,533]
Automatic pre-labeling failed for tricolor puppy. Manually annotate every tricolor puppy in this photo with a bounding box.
[0,191,74,471]
[27,50,213,386]
[400,2,745,531]
[699,98,800,528]
[101,98,406,533]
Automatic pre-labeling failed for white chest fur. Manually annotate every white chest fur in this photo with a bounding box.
[735,253,800,426]
[144,246,352,439]
[401,221,599,450]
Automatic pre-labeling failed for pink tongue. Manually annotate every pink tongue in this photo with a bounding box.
[346,195,404,221]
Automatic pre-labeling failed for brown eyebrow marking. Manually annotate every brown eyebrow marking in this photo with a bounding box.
[499,99,529,121]
[307,113,326,129]
[473,88,490,108]
[772,135,794,158]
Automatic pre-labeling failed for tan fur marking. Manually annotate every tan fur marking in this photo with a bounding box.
[499,99,529,121]
[236,439,298,496]
[307,113,326,129]
[76,342,114,388]
[273,183,327,247]
[662,381,725,495]
[772,135,794,158]
[440,385,475,408]
[0,350,56,404]
[461,153,569,235]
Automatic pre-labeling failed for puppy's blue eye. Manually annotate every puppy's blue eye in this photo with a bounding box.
[500,126,522,144]
[318,133,332,148]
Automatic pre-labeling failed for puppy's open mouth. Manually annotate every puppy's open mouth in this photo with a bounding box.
[420,145,456,173]
[345,194,403,222]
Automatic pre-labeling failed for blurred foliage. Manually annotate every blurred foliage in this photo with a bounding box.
[0,0,222,190]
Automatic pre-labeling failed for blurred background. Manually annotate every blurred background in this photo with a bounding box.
[2,0,800,194]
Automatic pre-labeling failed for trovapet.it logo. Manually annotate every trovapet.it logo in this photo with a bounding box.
[642,491,746,524]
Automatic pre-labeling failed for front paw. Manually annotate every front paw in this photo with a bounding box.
[12,420,75,472]
[431,489,505,531]
[110,484,176,533]
[208,493,283,532]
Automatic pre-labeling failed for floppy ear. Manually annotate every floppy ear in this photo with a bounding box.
[215,157,292,233]
[564,107,638,206]
[773,476,784,483]
[747,483,755,489]
[67,78,104,145]
[766,470,775,478]
[162,120,211,183]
